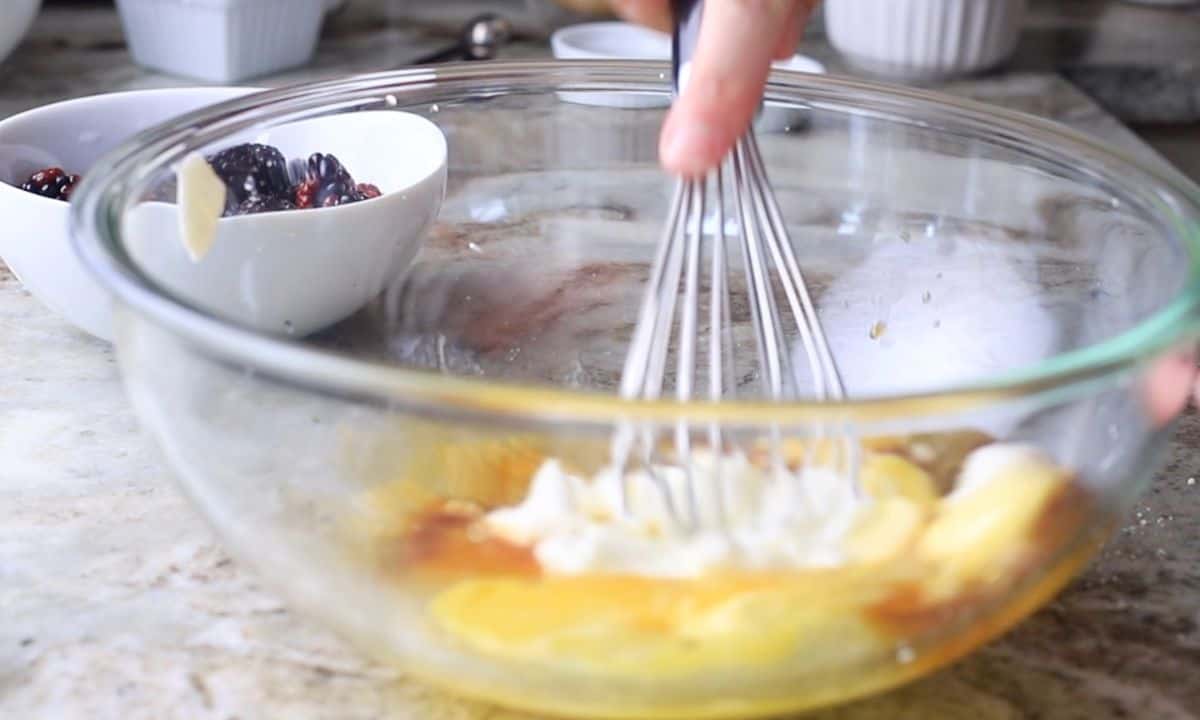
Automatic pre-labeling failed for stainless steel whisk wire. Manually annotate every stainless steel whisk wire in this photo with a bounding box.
[610,0,860,531]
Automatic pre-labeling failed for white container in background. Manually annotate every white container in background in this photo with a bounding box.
[115,0,327,83]
[549,20,826,129]
[0,0,42,67]
[824,0,1028,82]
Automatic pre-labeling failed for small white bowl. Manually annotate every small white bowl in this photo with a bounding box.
[551,22,674,108]
[0,0,40,66]
[115,0,327,83]
[0,87,258,341]
[551,21,826,118]
[552,21,671,63]
[121,111,447,338]
[824,0,1027,82]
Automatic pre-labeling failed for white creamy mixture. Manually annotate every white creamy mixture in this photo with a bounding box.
[483,443,1048,579]
[484,451,862,579]
[950,443,1049,501]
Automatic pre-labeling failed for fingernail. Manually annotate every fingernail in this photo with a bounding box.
[660,115,721,176]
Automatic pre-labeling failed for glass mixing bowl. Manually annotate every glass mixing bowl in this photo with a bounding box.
[71,62,1200,719]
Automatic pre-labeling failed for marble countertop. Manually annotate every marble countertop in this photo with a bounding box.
[2,1,1199,719]
[3,0,1199,125]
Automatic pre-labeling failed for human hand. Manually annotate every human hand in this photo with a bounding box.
[610,0,819,176]
[1146,350,1198,426]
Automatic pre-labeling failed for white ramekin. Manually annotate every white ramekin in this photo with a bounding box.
[823,0,1028,82]
[115,0,327,83]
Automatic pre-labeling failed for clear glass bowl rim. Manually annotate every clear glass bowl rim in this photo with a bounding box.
[70,60,1200,426]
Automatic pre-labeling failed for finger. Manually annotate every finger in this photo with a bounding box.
[660,0,796,175]
[773,16,800,60]
[611,0,672,32]
[1143,350,1196,428]
[773,0,817,59]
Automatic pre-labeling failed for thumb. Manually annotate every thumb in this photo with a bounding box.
[659,0,796,176]
[1144,350,1197,427]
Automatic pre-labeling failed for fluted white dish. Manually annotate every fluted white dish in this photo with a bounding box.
[115,0,327,82]
[824,0,1027,82]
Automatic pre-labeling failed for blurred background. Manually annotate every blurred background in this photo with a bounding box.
[2,0,1197,181]
[3,3,1200,719]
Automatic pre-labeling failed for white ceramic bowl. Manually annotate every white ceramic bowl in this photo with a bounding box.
[0,0,41,66]
[121,111,447,337]
[550,20,825,125]
[824,0,1027,82]
[0,87,258,340]
[552,21,672,62]
[551,22,674,108]
[115,0,327,83]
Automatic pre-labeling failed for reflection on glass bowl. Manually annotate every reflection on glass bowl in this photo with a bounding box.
[71,62,1200,719]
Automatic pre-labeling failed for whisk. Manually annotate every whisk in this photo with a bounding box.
[612,0,856,528]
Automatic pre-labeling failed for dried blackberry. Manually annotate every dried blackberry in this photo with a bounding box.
[300,153,377,208]
[306,152,354,186]
[231,195,297,216]
[206,143,292,208]
[319,182,360,207]
[20,167,81,201]
[293,178,319,209]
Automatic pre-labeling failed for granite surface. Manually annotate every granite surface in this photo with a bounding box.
[2,1,1200,719]
[1017,0,1200,125]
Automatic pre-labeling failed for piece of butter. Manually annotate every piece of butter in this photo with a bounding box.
[176,152,225,262]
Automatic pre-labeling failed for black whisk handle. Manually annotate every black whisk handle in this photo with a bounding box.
[671,0,704,96]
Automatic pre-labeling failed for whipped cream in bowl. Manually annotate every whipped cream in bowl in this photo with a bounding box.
[485,451,863,578]
[476,440,1064,580]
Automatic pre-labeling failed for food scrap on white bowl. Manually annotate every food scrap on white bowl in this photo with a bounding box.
[0,87,259,341]
[550,20,825,122]
[123,110,447,338]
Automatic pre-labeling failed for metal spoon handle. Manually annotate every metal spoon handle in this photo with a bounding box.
[410,44,465,65]
[403,14,512,67]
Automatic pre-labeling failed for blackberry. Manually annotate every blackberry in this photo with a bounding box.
[293,178,319,209]
[206,143,292,208]
[300,153,377,208]
[232,195,297,216]
[318,182,360,207]
[306,152,354,186]
[20,167,81,201]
